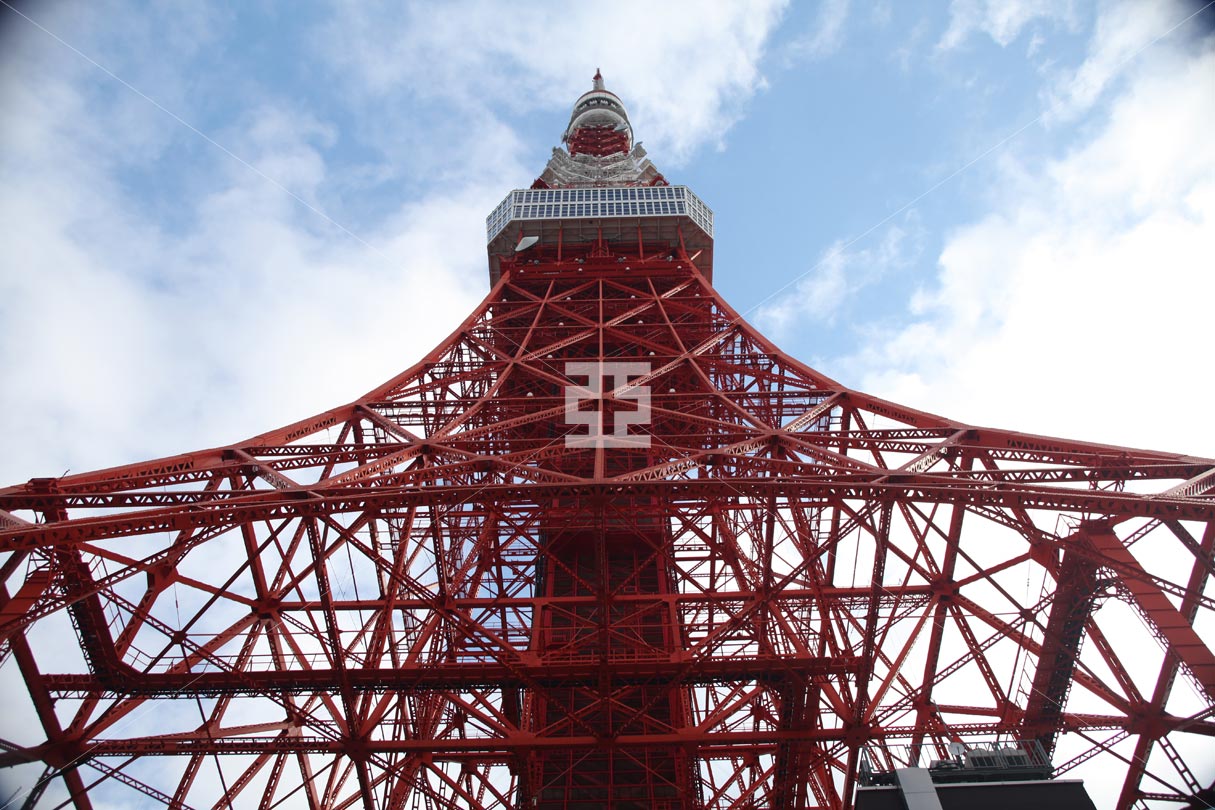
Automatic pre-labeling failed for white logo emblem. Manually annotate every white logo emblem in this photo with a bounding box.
[564,362,652,448]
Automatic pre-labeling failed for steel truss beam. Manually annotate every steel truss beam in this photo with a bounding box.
[1,248,1212,809]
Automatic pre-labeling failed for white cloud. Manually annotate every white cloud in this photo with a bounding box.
[757,224,918,337]
[784,0,851,62]
[1043,0,1185,120]
[0,15,487,484]
[855,33,1215,456]
[315,0,788,165]
[938,0,1077,50]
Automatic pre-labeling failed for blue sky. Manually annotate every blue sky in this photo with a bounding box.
[2,0,1213,490]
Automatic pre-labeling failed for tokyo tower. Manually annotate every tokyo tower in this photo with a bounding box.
[1,71,1213,809]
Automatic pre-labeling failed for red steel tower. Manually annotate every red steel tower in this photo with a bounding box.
[1,72,1213,810]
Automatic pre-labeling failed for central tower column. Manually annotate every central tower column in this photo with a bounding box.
[485,73,712,807]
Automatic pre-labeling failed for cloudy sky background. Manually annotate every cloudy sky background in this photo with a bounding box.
[1,2,1214,805]
[1,0,1213,483]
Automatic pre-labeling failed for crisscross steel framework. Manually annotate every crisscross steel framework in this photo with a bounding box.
[1,235,1212,808]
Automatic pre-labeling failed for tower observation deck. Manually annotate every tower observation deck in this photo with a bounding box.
[0,72,1213,810]
[486,68,713,285]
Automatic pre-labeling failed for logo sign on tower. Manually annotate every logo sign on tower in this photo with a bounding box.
[564,361,652,448]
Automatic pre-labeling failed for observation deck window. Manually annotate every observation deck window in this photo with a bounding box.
[486,185,714,242]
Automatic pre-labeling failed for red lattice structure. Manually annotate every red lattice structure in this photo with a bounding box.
[1,73,1213,810]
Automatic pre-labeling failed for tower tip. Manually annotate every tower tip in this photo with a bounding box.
[593,68,604,91]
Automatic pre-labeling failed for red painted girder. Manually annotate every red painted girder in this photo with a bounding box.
[1085,525,1215,701]
[4,479,1214,552]
[1117,523,1215,806]
[0,450,226,496]
[0,507,32,529]
[4,454,1204,512]
[1,410,1208,503]
[0,569,52,638]
[41,653,857,696]
[2,714,1162,766]
[252,584,932,612]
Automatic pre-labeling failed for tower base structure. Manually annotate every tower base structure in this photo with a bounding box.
[1,72,1213,810]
